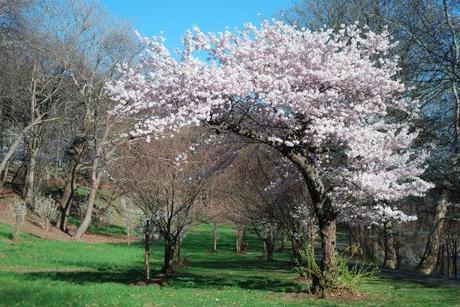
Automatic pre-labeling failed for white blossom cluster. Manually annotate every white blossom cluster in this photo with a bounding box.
[9,199,27,226]
[34,194,58,228]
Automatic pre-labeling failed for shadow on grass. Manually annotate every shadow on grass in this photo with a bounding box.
[0,286,84,306]
[188,259,293,272]
[19,256,306,293]
[167,271,306,292]
[376,268,460,288]
[20,268,306,293]
[22,268,141,284]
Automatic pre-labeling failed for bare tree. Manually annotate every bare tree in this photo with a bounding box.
[44,0,142,236]
[112,132,207,275]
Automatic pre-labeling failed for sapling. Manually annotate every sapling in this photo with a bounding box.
[211,223,218,252]
[175,225,190,265]
[136,216,159,281]
[8,199,27,240]
[121,198,141,244]
[34,194,58,238]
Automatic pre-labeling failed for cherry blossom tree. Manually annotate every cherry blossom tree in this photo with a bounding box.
[108,21,433,292]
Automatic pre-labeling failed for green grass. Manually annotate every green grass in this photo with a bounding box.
[44,185,89,200]
[0,223,458,306]
[67,216,126,237]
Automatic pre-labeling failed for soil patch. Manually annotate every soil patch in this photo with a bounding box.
[129,278,168,287]
[282,287,366,302]
[0,188,131,244]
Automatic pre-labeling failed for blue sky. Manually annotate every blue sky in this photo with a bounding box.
[102,0,294,51]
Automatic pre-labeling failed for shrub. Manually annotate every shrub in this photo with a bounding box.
[34,194,58,237]
[295,245,378,295]
[336,255,379,291]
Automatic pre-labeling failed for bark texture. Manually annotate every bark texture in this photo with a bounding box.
[212,223,218,252]
[286,150,337,293]
[144,246,150,281]
[383,220,397,269]
[0,137,22,184]
[417,197,448,275]
[23,142,38,205]
[162,238,176,275]
[235,226,244,254]
[265,239,275,261]
[59,139,85,232]
[74,160,102,240]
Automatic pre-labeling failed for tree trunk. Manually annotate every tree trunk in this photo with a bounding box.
[212,223,218,252]
[142,220,151,281]
[317,214,337,281]
[1,69,44,186]
[266,239,275,261]
[53,163,58,179]
[286,150,337,294]
[59,177,74,231]
[126,226,131,245]
[372,239,380,263]
[236,235,240,253]
[279,232,285,251]
[0,137,22,182]
[176,240,182,263]
[59,199,73,233]
[144,244,150,281]
[383,220,397,269]
[23,144,38,205]
[59,138,86,232]
[417,197,449,275]
[291,235,301,263]
[13,222,20,240]
[44,221,50,239]
[370,226,382,262]
[23,75,40,204]
[162,238,176,275]
[235,226,243,253]
[44,166,50,182]
[308,218,316,257]
[59,163,81,232]
[357,226,365,256]
[74,163,101,240]
[1,160,9,185]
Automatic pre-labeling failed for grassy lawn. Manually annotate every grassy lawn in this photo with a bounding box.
[0,223,458,306]
[67,216,127,237]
